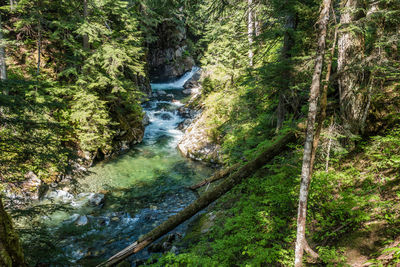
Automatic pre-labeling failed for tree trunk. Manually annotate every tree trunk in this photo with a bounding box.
[309,25,338,175]
[247,0,254,66]
[36,22,42,76]
[97,131,296,267]
[337,0,365,134]
[0,15,7,86]
[83,0,89,50]
[0,197,26,267]
[276,13,296,132]
[294,0,332,266]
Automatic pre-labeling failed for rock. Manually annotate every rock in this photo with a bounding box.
[170,246,179,254]
[88,193,105,206]
[142,113,150,126]
[175,47,183,58]
[111,216,120,222]
[65,213,80,224]
[177,112,222,163]
[178,119,192,130]
[75,215,89,226]
[18,171,42,201]
[160,113,173,120]
[166,93,174,99]
[46,190,74,203]
[162,241,172,251]
[182,88,192,95]
[157,90,167,96]
[120,141,129,151]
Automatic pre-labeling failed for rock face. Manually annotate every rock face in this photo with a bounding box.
[177,113,222,163]
[176,69,222,163]
[4,171,44,206]
[148,21,195,81]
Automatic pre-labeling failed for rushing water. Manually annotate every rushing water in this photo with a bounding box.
[16,67,213,266]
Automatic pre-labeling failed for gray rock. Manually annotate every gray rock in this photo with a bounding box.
[170,246,179,254]
[177,113,222,163]
[143,113,150,126]
[166,93,174,99]
[75,215,89,226]
[182,89,192,95]
[157,90,167,96]
[46,190,74,203]
[88,193,105,206]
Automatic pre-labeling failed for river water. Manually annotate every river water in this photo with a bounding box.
[16,67,213,266]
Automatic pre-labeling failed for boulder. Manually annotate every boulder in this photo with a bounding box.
[75,215,89,226]
[177,113,222,163]
[142,113,150,126]
[88,193,105,206]
[46,190,74,203]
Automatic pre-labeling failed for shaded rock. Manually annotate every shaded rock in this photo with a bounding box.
[157,90,167,96]
[147,242,163,253]
[88,193,105,206]
[160,113,173,120]
[170,246,179,254]
[142,113,150,126]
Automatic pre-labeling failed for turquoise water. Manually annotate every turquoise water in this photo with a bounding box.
[16,68,214,266]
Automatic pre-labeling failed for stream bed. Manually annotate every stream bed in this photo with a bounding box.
[15,67,214,266]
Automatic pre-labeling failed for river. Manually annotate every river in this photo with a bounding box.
[15,67,213,266]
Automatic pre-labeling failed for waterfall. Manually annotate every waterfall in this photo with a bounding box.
[150,66,200,90]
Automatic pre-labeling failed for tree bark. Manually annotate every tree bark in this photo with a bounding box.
[337,0,365,134]
[83,0,89,50]
[247,0,254,66]
[0,15,7,86]
[97,131,296,267]
[0,197,26,267]
[276,12,296,132]
[294,0,332,266]
[189,163,241,190]
[309,24,338,176]
[36,22,42,76]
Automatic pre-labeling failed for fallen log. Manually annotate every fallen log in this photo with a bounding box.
[188,162,241,190]
[97,131,297,267]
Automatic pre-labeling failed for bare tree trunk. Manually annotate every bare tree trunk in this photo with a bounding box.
[97,132,296,267]
[83,0,89,50]
[247,0,254,66]
[36,22,42,76]
[0,197,27,267]
[337,0,366,134]
[309,24,338,175]
[294,0,332,266]
[0,15,7,86]
[276,13,296,132]
[325,116,334,172]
